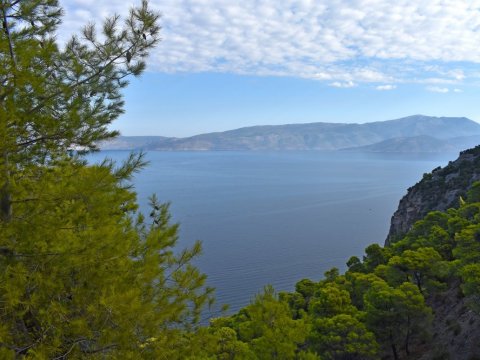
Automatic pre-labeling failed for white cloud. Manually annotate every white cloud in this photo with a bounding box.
[330,81,356,88]
[420,77,459,85]
[427,86,450,93]
[453,88,463,93]
[448,70,466,81]
[58,0,480,84]
[376,84,396,91]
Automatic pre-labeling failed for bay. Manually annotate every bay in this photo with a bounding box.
[87,150,453,316]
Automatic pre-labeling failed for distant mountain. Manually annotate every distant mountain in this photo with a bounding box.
[342,135,452,153]
[343,135,480,153]
[100,115,480,151]
[448,135,480,150]
[97,136,173,150]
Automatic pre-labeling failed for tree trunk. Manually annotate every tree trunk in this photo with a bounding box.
[390,332,399,360]
[0,188,11,221]
[405,330,411,356]
[0,5,14,222]
[1,5,17,69]
[413,272,423,295]
[1,152,11,221]
[391,343,399,360]
[405,315,411,356]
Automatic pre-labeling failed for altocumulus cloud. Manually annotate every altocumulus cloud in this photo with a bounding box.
[376,85,396,91]
[427,86,450,93]
[60,0,480,86]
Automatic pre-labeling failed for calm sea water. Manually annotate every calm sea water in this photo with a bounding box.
[87,151,453,315]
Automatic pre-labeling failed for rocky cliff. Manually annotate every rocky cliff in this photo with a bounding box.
[386,145,480,245]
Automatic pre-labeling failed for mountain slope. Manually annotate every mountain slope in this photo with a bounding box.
[382,145,480,358]
[386,145,480,245]
[343,134,480,153]
[100,115,480,151]
[97,136,173,150]
[342,135,455,152]
[360,115,480,139]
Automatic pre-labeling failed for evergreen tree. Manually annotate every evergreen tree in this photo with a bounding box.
[0,158,214,357]
[0,0,160,220]
[364,281,431,360]
[230,286,306,360]
[0,1,214,357]
[308,283,356,318]
[386,247,444,294]
[308,314,378,360]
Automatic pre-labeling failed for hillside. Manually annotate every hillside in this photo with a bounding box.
[97,136,173,150]
[344,135,480,153]
[386,145,480,245]
[343,135,456,153]
[100,115,480,151]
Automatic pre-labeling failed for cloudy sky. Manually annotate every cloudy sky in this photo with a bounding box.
[61,0,480,136]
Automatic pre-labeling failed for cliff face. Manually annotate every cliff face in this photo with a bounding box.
[386,145,480,245]
[417,280,480,360]
[384,145,480,359]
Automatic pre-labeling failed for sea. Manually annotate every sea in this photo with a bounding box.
[87,150,454,317]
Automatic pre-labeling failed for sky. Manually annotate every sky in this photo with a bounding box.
[60,0,480,137]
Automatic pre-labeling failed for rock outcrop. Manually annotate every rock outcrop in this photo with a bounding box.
[417,280,480,360]
[386,145,480,245]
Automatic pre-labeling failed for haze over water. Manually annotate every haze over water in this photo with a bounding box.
[88,151,453,314]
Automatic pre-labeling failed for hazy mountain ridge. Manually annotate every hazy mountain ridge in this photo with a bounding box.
[343,134,480,153]
[100,115,480,152]
[99,135,174,150]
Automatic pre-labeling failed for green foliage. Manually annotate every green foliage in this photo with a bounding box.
[212,327,255,360]
[459,264,480,313]
[467,182,480,203]
[309,283,356,318]
[279,291,307,319]
[460,264,480,297]
[1,0,160,158]
[398,211,450,241]
[180,326,255,360]
[1,0,160,221]
[308,314,378,360]
[363,244,391,272]
[346,256,365,273]
[323,267,340,282]
[232,286,307,360]
[343,272,383,310]
[0,1,216,358]
[0,159,213,357]
[453,223,480,264]
[364,281,431,359]
[386,247,445,293]
[295,279,316,300]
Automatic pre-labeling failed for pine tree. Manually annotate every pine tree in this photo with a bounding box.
[1,0,160,220]
[0,1,214,357]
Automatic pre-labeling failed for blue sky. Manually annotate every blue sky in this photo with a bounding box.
[61,1,480,137]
